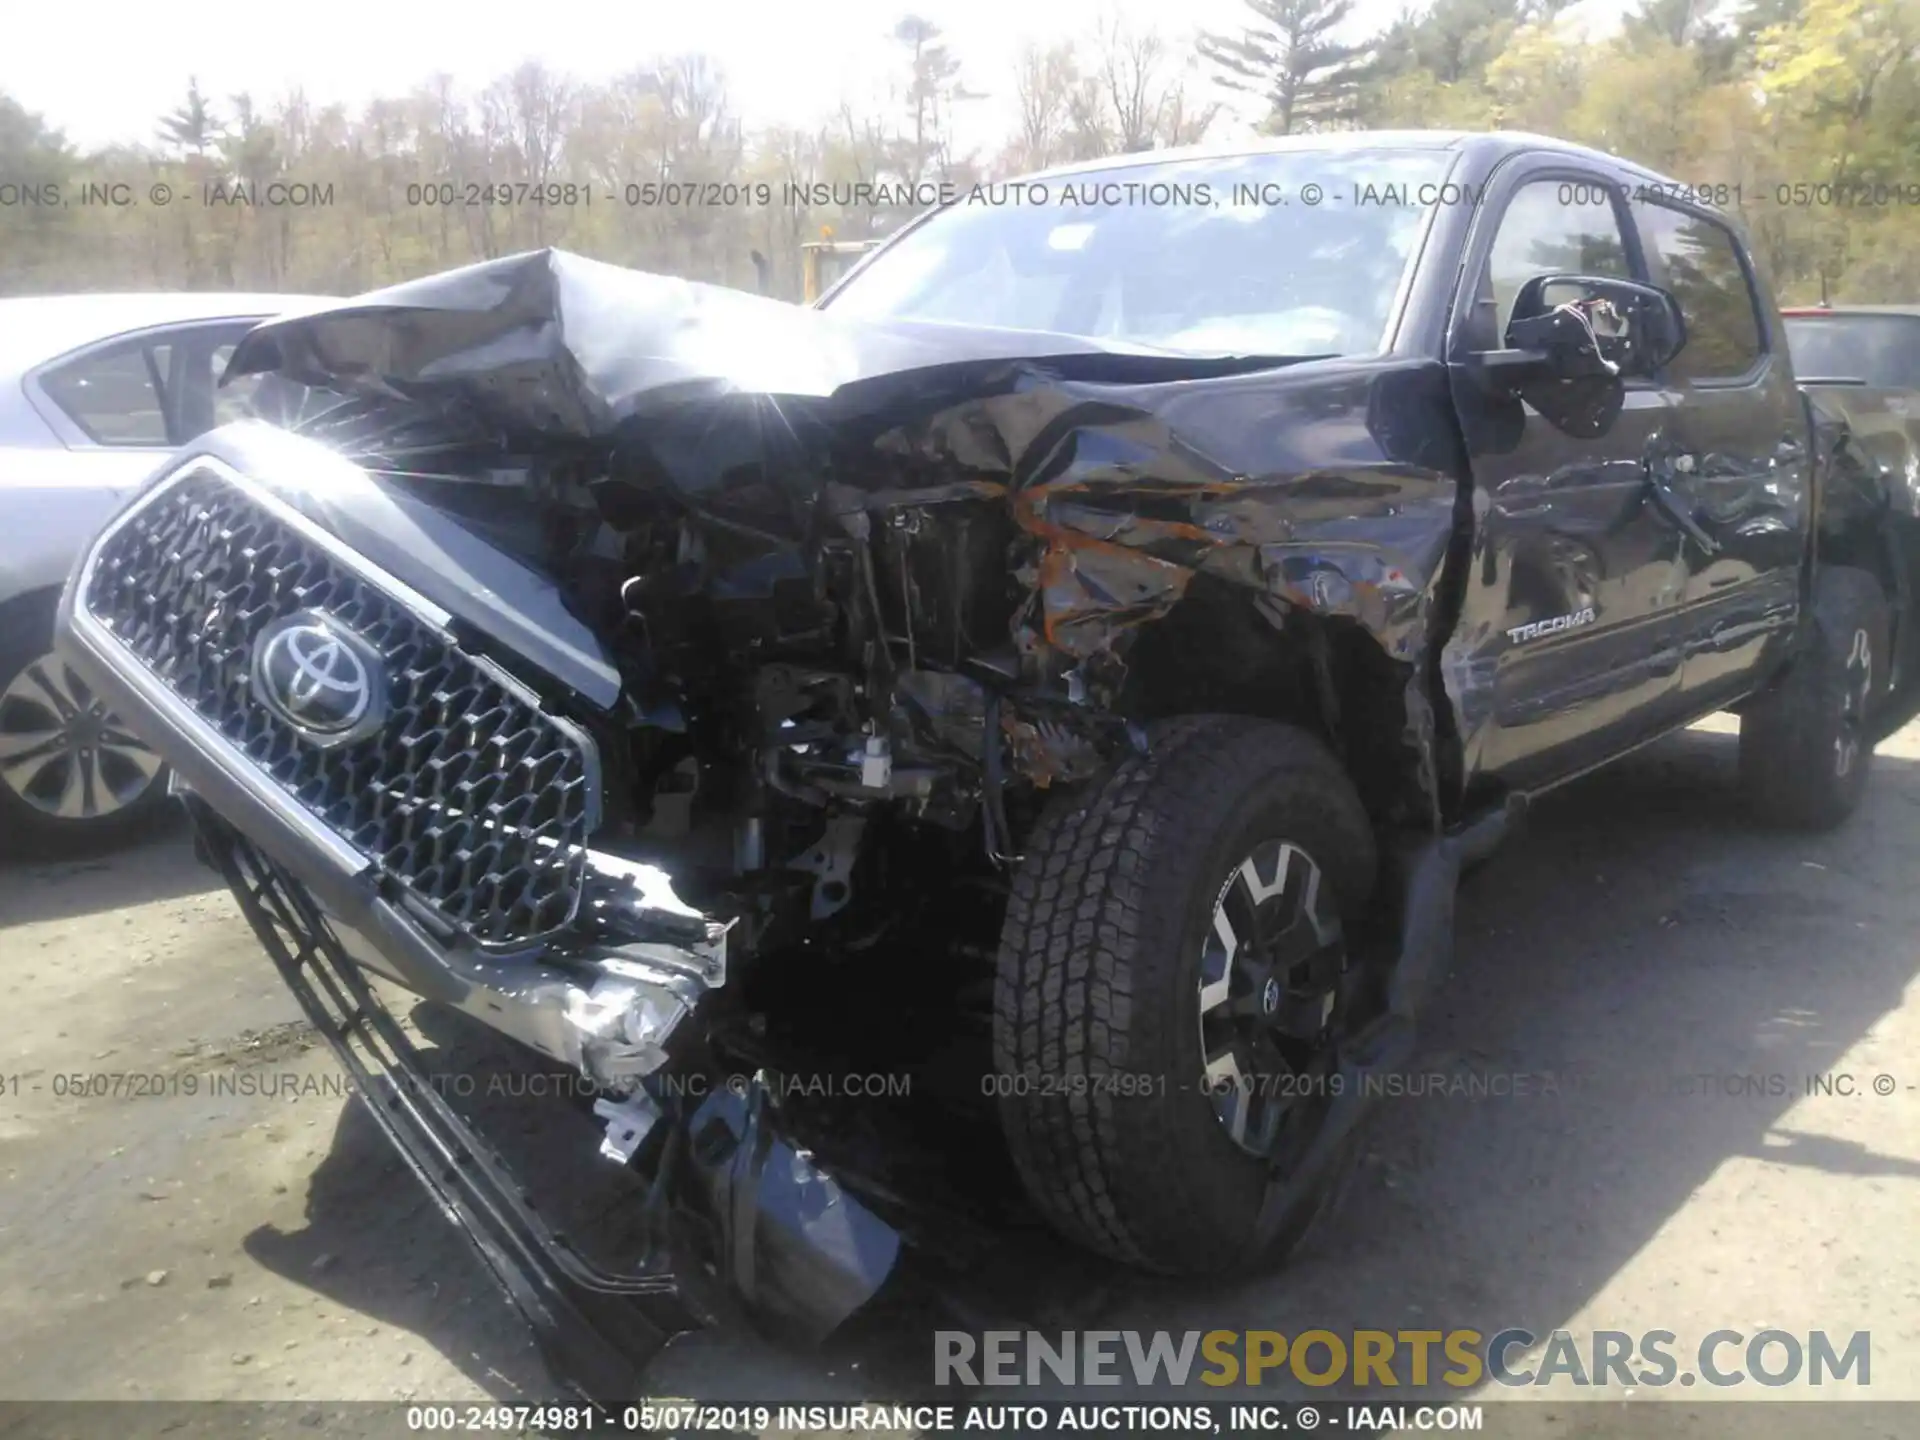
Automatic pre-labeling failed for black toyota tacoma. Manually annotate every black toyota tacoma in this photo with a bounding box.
[54,131,1911,1401]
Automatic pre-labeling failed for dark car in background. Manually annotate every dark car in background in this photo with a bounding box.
[1785,304,1920,723]
[1784,306,1920,486]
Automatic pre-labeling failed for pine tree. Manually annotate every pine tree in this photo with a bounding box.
[1199,0,1376,134]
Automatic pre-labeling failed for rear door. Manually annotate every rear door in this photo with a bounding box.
[1628,199,1810,707]
[1445,158,1693,795]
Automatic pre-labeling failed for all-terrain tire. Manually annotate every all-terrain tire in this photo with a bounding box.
[1738,565,1887,831]
[992,714,1377,1275]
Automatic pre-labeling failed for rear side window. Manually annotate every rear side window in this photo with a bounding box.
[1634,202,1763,381]
[39,320,277,445]
[40,338,172,444]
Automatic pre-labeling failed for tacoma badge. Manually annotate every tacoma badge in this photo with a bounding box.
[1506,607,1597,645]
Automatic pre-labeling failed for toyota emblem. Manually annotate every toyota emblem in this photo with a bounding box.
[250,611,388,747]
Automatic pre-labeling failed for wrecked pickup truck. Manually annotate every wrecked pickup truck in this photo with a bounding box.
[54,131,1912,1401]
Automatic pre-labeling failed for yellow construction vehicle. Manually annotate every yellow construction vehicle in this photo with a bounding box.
[801,232,882,303]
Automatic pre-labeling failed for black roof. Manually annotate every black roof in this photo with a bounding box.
[1017,129,1686,191]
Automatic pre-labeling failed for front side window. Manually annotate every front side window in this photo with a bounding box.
[1634,202,1763,381]
[213,341,276,426]
[825,148,1457,359]
[1475,179,1632,346]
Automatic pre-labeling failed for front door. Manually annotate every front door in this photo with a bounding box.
[1444,162,1694,796]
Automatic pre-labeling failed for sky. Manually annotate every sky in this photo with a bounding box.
[2,0,1618,162]
[5,0,1638,164]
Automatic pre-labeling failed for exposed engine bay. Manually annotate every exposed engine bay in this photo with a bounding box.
[220,245,1457,1052]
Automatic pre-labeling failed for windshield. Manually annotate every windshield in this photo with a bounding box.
[823,149,1457,358]
[1784,313,1920,389]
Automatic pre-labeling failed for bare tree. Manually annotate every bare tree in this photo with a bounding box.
[654,56,746,280]
[1010,42,1082,172]
[486,61,579,246]
[408,76,471,266]
[891,15,981,186]
[1010,14,1219,168]
[1090,11,1221,153]
[748,123,823,294]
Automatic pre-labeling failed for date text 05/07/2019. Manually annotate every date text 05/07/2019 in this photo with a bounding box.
[403,1402,1466,1433]
[978,1071,1346,1099]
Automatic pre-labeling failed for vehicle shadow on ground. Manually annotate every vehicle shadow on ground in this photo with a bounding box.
[239,725,1920,1406]
[239,1100,561,1400]
[0,803,217,926]
[1071,724,1920,1403]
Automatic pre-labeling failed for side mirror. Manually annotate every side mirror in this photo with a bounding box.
[1471,275,1687,438]
[1481,274,1687,384]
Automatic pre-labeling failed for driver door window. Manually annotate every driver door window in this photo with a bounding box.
[1468,181,1633,351]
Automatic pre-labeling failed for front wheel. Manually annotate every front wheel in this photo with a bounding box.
[992,714,1377,1275]
[1738,566,1887,831]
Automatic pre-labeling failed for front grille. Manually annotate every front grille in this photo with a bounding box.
[80,464,596,946]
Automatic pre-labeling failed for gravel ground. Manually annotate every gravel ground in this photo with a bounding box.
[1,716,1917,1432]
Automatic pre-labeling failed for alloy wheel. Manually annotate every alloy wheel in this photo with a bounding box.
[0,651,163,821]
[1195,838,1347,1162]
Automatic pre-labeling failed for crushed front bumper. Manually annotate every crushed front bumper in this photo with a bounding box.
[55,452,905,1404]
[195,805,707,1401]
[174,797,906,1407]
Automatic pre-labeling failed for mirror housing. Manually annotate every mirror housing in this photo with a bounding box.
[1471,275,1687,438]
[1479,274,1688,386]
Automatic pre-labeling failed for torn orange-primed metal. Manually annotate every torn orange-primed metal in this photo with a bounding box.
[227,248,1471,817]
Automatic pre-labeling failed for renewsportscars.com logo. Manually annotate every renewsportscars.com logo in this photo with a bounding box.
[934,1328,1871,1390]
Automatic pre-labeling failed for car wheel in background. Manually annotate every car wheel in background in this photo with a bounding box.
[0,591,172,857]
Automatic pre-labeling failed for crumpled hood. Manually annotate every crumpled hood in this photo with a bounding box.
[225,247,1277,439]
[222,247,1467,824]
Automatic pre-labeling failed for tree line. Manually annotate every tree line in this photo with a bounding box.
[2,0,1916,305]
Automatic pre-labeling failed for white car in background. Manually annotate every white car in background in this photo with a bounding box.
[0,292,330,854]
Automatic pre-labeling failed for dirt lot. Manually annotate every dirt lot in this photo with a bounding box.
[2,717,1918,1426]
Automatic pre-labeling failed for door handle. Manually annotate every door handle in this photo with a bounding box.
[1644,461,1721,555]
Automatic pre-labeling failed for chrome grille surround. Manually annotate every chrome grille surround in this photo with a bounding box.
[72,457,601,948]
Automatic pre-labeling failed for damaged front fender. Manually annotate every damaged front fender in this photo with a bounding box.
[232,248,1468,808]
